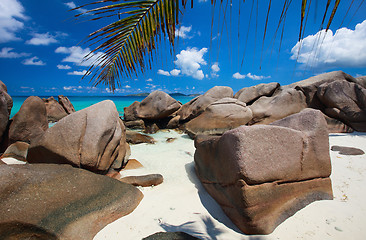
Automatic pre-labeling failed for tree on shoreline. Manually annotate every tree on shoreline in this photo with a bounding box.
[74,0,358,91]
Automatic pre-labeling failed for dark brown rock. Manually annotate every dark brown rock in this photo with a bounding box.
[0,164,143,240]
[27,100,129,173]
[317,80,366,132]
[177,86,234,122]
[0,141,29,162]
[355,76,366,89]
[234,82,280,104]
[323,114,354,133]
[9,96,48,144]
[194,109,332,234]
[0,87,10,144]
[331,145,365,155]
[249,88,307,125]
[43,97,68,122]
[0,222,58,240]
[120,174,164,187]
[124,119,145,129]
[0,80,13,115]
[137,91,181,120]
[185,98,252,138]
[142,232,201,240]
[124,101,140,121]
[58,95,75,114]
[287,71,357,108]
[126,130,155,144]
[144,122,160,134]
[166,115,180,129]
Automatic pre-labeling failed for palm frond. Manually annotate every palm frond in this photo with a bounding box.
[75,0,181,91]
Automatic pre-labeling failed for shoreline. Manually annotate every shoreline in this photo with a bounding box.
[93,130,366,240]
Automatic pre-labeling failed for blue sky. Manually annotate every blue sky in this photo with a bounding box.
[1,0,365,96]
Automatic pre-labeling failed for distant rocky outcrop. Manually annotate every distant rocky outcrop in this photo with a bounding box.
[27,100,129,173]
[194,109,333,234]
[234,82,280,104]
[0,164,143,240]
[8,96,48,144]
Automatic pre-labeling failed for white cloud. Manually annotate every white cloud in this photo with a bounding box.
[211,62,220,78]
[26,32,58,45]
[55,46,103,66]
[291,19,366,69]
[67,70,88,75]
[157,69,170,76]
[0,0,27,43]
[125,85,131,88]
[0,47,29,58]
[146,78,153,82]
[174,47,208,80]
[170,69,181,76]
[233,72,271,80]
[22,56,46,66]
[64,2,87,13]
[57,64,71,70]
[175,26,193,39]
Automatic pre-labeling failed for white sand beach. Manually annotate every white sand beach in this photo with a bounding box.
[94,130,366,240]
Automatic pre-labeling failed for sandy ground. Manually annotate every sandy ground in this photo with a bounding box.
[90,130,365,240]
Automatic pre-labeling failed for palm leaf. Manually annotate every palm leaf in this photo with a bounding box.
[75,0,181,91]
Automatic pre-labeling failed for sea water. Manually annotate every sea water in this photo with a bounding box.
[10,95,195,118]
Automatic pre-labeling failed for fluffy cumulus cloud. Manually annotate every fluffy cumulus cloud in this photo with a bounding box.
[157,69,181,77]
[232,72,271,80]
[157,69,170,76]
[174,47,208,80]
[0,0,27,43]
[22,56,46,66]
[0,47,29,58]
[67,70,88,75]
[55,46,103,66]
[26,32,58,45]
[175,26,193,39]
[170,69,181,76]
[291,19,366,70]
[57,64,71,70]
[211,62,220,78]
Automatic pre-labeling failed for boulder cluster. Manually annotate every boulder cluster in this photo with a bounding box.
[0,85,144,240]
[123,71,366,138]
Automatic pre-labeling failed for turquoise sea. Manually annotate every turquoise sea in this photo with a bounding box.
[10,95,195,119]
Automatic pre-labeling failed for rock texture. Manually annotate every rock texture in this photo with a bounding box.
[124,101,140,121]
[0,164,143,240]
[194,109,333,234]
[27,100,129,172]
[142,232,201,240]
[43,96,68,122]
[126,130,155,144]
[185,98,252,138]
[120,174,164,187]
[58,95,75,114]
[234,82,280,104]
[137,91,181,120]
[8,96,48,144]
[287,70,357,108]
[0,141,29,162]
[317,80,366,132]
[177,86,234,122]
[331,145,365,155]
[323,114,354,133]
[0,82,11,145]
[0,80,13,115]
[249,88,307,125]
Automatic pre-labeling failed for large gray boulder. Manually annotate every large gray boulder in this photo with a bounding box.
[0,80,13,115]
[27,100,130,172]
[137,91,181,120]
[249,88,307,125]
[43,96,68,122]
[194,109,332,234]
[0,164,143,240]
[317,80,366,132]
[8,96,48,144]
[234,82,280,104]
[286,71,357,108]
[185,98,252,138]
[124,101,140,121]
[177,86,234,122]
[355,76,366,89]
